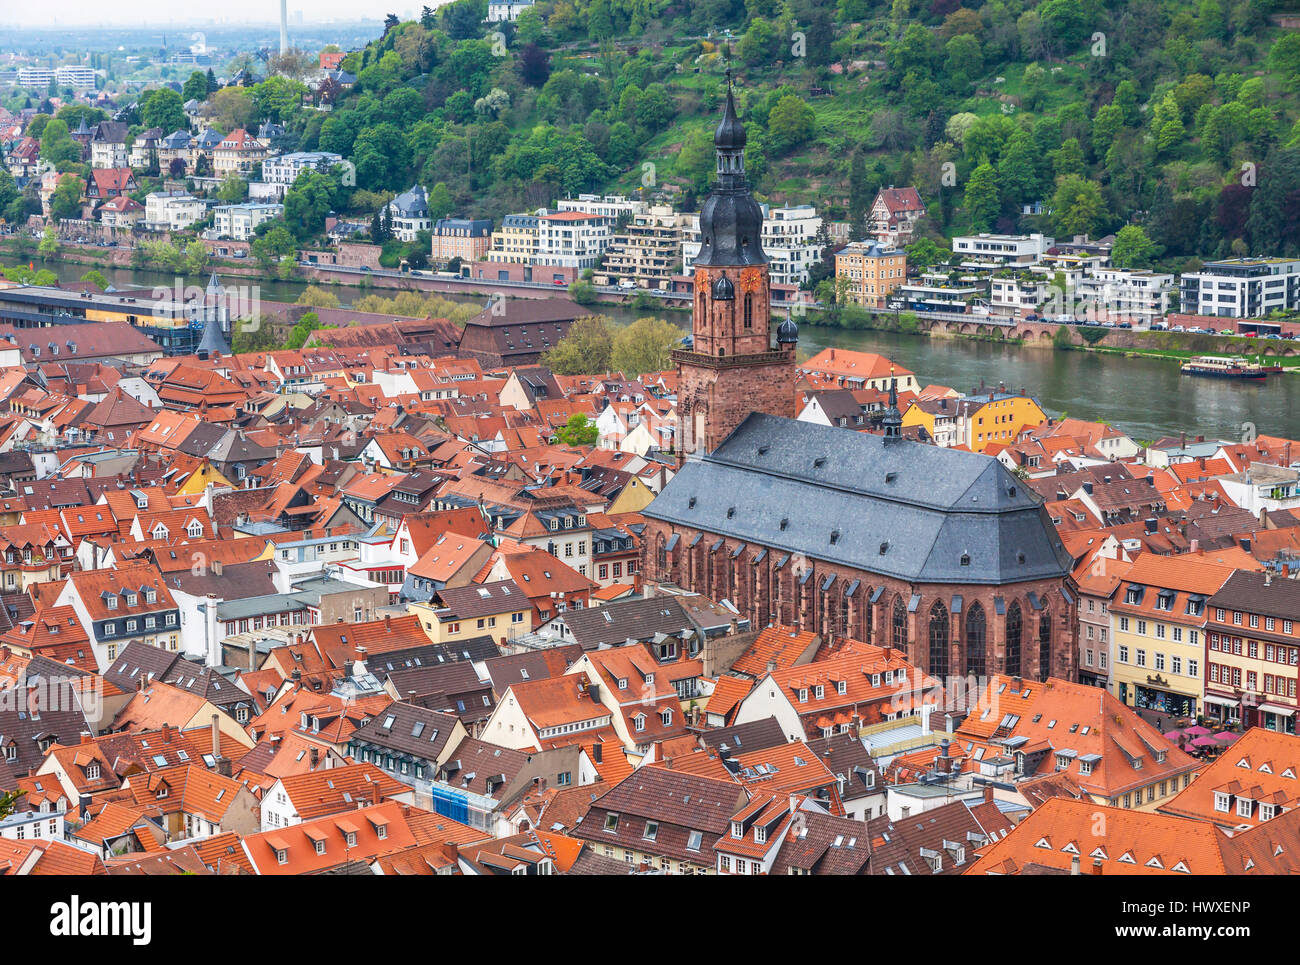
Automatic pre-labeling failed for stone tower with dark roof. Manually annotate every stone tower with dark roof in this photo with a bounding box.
[674,73,795,466]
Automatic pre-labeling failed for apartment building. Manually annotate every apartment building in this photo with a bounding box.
[1206,570,1300,733]
[536,211,613,269]
[487,212,541,264]
[989,273,1052,313]
[1110,554,1236,721]
[488,210,612,269]
[19,65,97,88]
[952,233,1054,269]
[213,202,284,242]
[144,192,207,232]
[887,272,981,313]
[212,128,268,177]
[555,193,646,221]
[593,205,686,289]
[431,218,493,266]
[262,151,344,186]
[834,240,906,308]
[1077,268,1175,324]
[1179,257,1300,318]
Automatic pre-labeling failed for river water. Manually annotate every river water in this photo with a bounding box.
[42,263,1300,443]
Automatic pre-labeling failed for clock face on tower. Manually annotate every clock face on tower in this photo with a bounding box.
[672,73,796,464]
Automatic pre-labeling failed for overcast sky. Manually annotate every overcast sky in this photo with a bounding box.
[1,2,425,27]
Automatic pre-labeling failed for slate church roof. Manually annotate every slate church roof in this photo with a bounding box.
[644,413,1073,586]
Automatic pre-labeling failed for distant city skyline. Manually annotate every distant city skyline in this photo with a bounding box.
[0,2,433,28]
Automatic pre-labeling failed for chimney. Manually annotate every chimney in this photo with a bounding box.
[1071,855,1081,875]
[210,714,220,759]
[162,723,172,743]
[310,747,319,768]
[384,614,392,632]
[1011,675,1022,692]
[80,733,92,745]
[1092,858,1103,876]
[983,784,994,805]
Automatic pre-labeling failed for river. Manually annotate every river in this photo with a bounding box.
[42,263,1300,444]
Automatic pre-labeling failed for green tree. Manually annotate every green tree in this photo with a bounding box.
[47,174,83,222]
[964,161,999,231]
[1110,225,1157,268]
[251,224,297,272]
[1052,175,1106,237]
[40,119,82,166]
[183,70,209,103]
[428,182,453,220]
[540,315,614,374]
[1270,33,1300,90]
[37,225,60,256]
[216,173,248,203]
[568,279,597,304]
[905,237,951,270]
[767,94,815,154]
[1152,93,1185,157]
[296,285,341,308]
[141,87,186,133]
[286,311,322,349]
[183,239,210,275]
[556,413,599,447]
[80,268,110,289]
[942,34,983,91]
[610,317,682,376]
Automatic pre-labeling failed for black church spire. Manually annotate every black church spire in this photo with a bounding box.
[695,70,766,268]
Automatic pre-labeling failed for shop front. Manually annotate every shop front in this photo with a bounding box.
[1133,676,1196,719]
[1203,692,1241,725]
[1256,701,1298,735]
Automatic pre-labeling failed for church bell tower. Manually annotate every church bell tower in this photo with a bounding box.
[674,72,798,465]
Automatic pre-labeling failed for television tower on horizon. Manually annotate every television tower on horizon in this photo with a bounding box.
[279,0,288,54]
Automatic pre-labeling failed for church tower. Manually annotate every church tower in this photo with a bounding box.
[674,72,797,465]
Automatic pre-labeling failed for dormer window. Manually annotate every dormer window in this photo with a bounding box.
[86,763,100,779]
[276,848,288,865]
[732,821,743,839]
[755,825,767,844]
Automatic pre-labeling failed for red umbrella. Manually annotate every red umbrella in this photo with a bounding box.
[1214,731,1239,743]
[1191,736,1219,747]
[1184,725,1212,736]
[1163,730,1183,740]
